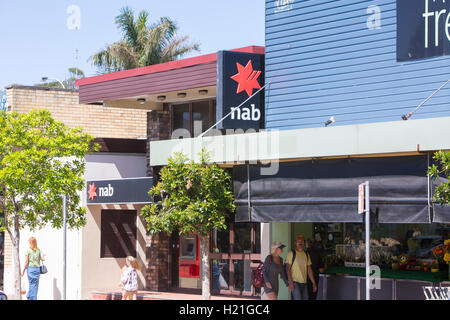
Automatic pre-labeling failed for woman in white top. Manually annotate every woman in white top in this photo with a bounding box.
[119,256,140,300]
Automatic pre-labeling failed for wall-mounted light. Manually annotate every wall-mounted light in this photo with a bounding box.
[198,89,208,95]
[137,98,146,105]
[157,95,166,101]
[177,92,187,98]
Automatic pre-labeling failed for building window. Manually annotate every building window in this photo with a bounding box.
[211,220,261,296]
[100,210,137,258]
[171,100,216,137]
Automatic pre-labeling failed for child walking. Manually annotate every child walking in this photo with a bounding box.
[119,256,140,300]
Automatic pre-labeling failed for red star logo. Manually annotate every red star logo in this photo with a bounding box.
[230,60,261,97]
[88,183,97,201]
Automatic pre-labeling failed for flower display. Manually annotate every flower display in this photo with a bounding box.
[432,242,447,264]
[380,237,401,247]
[444,239,450,265]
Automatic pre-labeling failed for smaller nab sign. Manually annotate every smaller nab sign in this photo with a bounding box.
[216,50,265,130]
[86,177,153,205]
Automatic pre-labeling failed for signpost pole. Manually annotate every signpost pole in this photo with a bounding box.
[359,181,370,300]
[365,182,370,301]
[62,194,67,300]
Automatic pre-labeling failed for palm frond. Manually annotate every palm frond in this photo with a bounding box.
[91,7,201,72]
[115,7,140,50]
[89,41,138,74]
[160,35,200,63]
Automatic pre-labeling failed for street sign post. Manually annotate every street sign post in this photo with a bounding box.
[358,181,371,300]
[62,194,67,300]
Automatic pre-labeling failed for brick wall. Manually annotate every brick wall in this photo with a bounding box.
[6,86,148,139]
[145,109,172,291]
[145,233,170,291]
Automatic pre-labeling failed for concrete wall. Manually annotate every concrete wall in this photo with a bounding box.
[270,222,292,300]
[81,153,147,299]
[3,153,147,300]
[4,223,82,300]
[81,204,147,299]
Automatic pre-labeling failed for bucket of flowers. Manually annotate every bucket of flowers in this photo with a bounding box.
[443,239,450,279]
[431,241,447,270]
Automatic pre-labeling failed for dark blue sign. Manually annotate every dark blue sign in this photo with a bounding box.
[87,177,153,204]
[397,0,450,61]
[216,51,265,130]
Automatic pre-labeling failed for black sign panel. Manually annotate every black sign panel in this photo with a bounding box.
[216,51,265,130]
[86,177,153,204]
[397,0,450,61]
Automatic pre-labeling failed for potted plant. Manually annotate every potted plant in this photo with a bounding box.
[392,256,400,270]
[444,239,450,280]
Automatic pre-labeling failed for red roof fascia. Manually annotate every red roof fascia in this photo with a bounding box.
[77,46,265,87]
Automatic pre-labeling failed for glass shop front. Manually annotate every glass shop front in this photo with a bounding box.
[233,154,450,300]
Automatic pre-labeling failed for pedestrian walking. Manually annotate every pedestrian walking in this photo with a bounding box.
[285,234,317,300]
[21,237,45,300]
[306,238,326,300]
[211,244,221,291]
[119,256,140,300]
[263,241,289,300]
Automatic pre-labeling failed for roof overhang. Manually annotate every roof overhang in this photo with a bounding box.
[77,46,265,108]
[149,116,450,166]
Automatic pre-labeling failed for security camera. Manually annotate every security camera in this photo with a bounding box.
[325,116,336,127]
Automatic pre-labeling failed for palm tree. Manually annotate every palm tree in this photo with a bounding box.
[90,7,200,74]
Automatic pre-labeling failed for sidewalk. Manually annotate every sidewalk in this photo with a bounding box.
[89,289,260,301]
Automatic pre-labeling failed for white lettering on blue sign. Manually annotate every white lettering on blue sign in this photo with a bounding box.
[231,104,261,121]
[99,184,114,197]
[422,0,450,48]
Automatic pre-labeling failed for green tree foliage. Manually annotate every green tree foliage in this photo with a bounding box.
[428,151,450,205]
[90,6,200,74]
[0,109,98,298]
[141,150,235,299]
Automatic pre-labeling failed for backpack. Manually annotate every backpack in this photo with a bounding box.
[283,249,296,280]
[283,249,310,280]
[251,254,285,288]
[251,260,267,288]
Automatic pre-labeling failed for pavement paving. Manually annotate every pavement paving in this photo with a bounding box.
[90,290,260,300]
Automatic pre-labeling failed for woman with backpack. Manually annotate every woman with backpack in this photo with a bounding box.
[119,256,140,300]
[262,241,289,300]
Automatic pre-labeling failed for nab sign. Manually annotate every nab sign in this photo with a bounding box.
[86,177,153,205]
[397,0,450,61]
[216,50,265,130]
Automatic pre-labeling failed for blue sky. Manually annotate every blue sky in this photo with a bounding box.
[0,0,265,89]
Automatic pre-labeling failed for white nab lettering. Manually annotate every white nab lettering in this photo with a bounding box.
[231,104,261,121]
[99,184,114,197]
